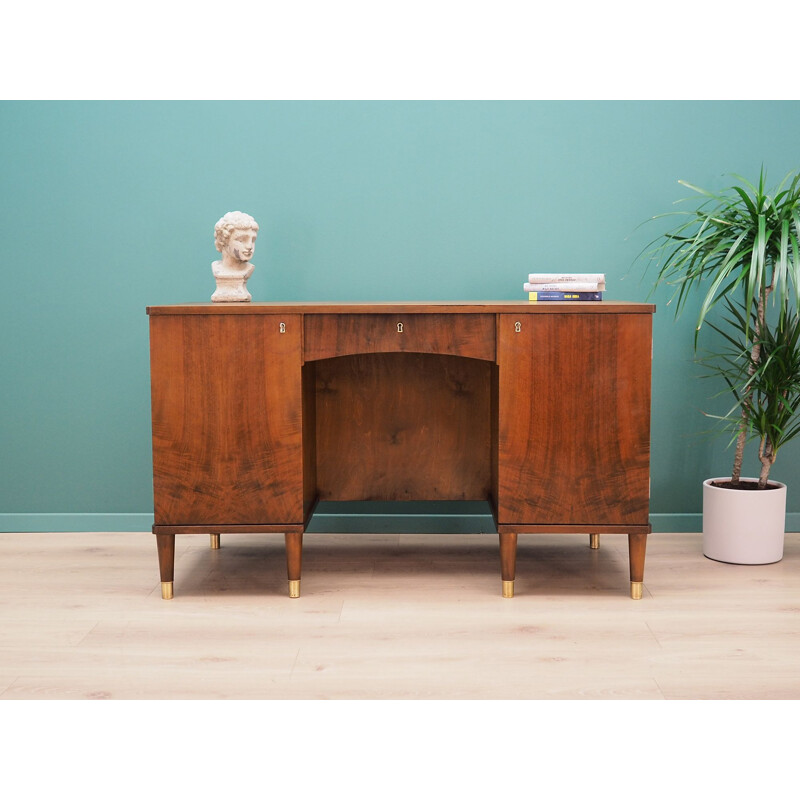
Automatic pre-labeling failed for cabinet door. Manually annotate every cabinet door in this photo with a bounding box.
[150,314,303,525]
[497,312,651,526]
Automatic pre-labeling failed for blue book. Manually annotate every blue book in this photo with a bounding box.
[529,291,602,302]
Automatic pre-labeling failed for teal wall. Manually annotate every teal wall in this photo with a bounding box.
[2,101,799,531]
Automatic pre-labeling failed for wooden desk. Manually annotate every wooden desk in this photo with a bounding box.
[147,302,654,600]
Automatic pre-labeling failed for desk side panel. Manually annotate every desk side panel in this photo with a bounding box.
[149,314,304,525]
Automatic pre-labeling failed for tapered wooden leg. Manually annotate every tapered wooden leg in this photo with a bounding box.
[628,532,647,599]
[589,533,600,549]
[156,533,175,600]
[210,533,220,549]
[285,532,303,598]
[499,532,518,598]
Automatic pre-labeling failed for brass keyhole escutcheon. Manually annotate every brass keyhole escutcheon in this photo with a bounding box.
[515,321,521,333]
[279,322,286,333]
[397,322,404,333]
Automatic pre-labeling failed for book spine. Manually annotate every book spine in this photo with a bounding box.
[524,282,605,292]
[527,273,605,283]
[529,291,603,302]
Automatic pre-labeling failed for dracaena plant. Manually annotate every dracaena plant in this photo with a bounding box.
[701,299,800,487]
[640,168,800,487]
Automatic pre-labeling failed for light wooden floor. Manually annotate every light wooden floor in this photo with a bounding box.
[1,530,799,700]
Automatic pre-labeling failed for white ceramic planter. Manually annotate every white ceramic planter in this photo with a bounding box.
[702,477,787,564]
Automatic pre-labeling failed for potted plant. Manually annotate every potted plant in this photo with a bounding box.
[641,168,800,563]
[700,300,800,562]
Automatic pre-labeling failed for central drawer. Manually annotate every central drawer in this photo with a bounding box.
[304,313,496,362]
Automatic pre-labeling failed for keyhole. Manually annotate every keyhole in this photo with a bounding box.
[515,321,521,333]
[279,322,286,333]
[397,322,404,333]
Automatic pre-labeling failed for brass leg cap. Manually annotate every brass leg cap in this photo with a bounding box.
[630,581,643,600]
[589,533,600,549]
[161,581,174,600]
[289,579,301,598]
[210,533,221,549]
[502,580,515,599]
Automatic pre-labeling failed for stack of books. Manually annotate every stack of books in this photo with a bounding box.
[524,273,605,302]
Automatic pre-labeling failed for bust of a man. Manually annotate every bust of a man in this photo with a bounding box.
[211,211,259,302]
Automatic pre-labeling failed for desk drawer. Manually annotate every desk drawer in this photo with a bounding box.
[304,314,496,362]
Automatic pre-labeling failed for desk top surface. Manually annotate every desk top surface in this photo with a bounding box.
[147,301,656,316]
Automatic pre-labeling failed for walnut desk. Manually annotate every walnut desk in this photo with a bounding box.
[147,302,654,600]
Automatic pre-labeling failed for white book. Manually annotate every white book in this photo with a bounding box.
[524,281,605,292]
[527,273,605,283]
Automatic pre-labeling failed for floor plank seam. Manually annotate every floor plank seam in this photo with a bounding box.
[0,677,22,699]
[287,648,302,681]
[651,677,667,699]
[644,622,665,649]
[74,621,101,647]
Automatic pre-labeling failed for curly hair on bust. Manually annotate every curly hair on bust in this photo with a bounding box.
[214,211,259,252]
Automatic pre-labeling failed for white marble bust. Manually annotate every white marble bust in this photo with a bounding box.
[211,211,259,302]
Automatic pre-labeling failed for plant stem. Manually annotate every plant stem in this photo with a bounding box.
[731,414,747,485]
[758,436,775,488]
[731,280,774,485]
